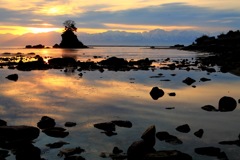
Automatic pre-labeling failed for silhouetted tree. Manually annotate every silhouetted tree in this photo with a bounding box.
[63,20,77,32]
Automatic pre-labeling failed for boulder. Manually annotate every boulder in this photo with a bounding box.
[194,129,204,138]
[58,147,85,157]
[37,116,56,129]
[42,127,69,138]
[141,125,156,147]
[150,87,164,100]
[182,77,196,85]
[218,96,237,112]
[5,74,18,81]
[48,57,76,68]
[201,105,218,111]
[112,146,123,154]
[94,122,116,132]
[15,143,42,160]
[111,120,132,128]
[145,150,192,160]
[0,125,40,141]
[0,119,7,126]
[176,124,190,133]
[194,147,221,157]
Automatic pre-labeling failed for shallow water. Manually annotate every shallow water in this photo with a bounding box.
[0,47,240,160]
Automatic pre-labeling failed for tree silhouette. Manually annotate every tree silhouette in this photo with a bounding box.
[63,20,77,32]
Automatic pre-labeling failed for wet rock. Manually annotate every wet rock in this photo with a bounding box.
[168,92,176,96]
[112,147,123,154]
[0,125,39,141]
[194,147,221,157]
[200,77,211,82]
[48,57,76,68]
[201,105,218,111]
[0,119,7,126]
[37,116,56,129]
[17,56,49,71]
[145,150,192,160]
[176,124,190,133]
[65,122,77,127]
[194,129,204,138]
[46,141,69,148]
[0,149,10,159]
[141,125,156,147]
[111,120,132,128]
[182,77,196,85]
[58,147,85,157]
[42,127,69,138]
[127,140,155,160]
[94,122,115,132]
[15,143,42,160]
[218,96,237,112]
[5,74,18,81]
[156,132,183,145]
[150,87,164,100]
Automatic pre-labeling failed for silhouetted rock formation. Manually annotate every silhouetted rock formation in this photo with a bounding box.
[59,29,88,48]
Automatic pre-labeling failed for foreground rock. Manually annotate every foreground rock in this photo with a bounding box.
[5,74,18,81]
[0,119,7,126]
[127,125,156,160]
[218,96,237,112]
[0,125,39,142]
[42,127,69,138]
[15,143,42,160]
[93,122,116,132]
[37,116,56,129]
[194,129,204,138]
[145,150,192,160]
[150,87,164,100]
[176,124,191,133]
[194,147,229,159]
[201,105,218,111]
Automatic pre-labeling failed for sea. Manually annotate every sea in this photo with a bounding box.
[0,46,240,160]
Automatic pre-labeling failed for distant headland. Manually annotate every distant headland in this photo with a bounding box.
[25,20,88,49]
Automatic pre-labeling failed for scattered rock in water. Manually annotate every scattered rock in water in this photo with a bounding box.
[46,141,69,148]
[42,127,69,138]
[111,120,132,128]
[48,57,76,68]
[218,96,237,112]
[219,140,240,147]
[160,79,171,81]
[0,125,40,141]
[93,122,116,132]
[0,119,7,126]
[112,147,123,154]
[176,124,190,133]
[37,116,56,129]
[165,107,175,110]
[5,74,18,81]
[58,147,85,157]
[149,87,164,100]
[194,147,221,157]
[168,92,176,96]
[182,77,196,85]
[200,77,211,82]
[101,131,117,137]
[194,129,204,138]
[171,74,176,76]
[201,105,218,112]
[238,99,240,104]
[156,131,183,145]
[65,122,77,127]
[145,150,192,160]
[15,143,42,160]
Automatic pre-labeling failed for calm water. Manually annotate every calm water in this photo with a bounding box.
[0,47,240,160]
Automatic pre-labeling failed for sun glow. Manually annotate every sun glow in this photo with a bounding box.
[28,27,61,34]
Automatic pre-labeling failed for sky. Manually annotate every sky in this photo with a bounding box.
[0,0,240,35]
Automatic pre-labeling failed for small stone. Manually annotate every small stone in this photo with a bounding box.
[194,129,204,138]
[201,105,218,111]
[156,132,183,145]
[6,74,18,81]
[168,92,176,96]
[111,120,132,128]
[94,122,115,132]
[149,87,164,100]
[200,77,211,82]
[43,127,69,138]
[65,122,77,127]
[182,77,196,85]
[176,124,190,133]
[37,116,56,129]
[218,96,237,112]
[195,147,221,157]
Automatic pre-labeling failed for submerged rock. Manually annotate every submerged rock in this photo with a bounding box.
[176,124,190,133]
[156,132,183,145]
[145,150,192,160]
[58,147,85,157]
[201,105,218,111]
[5,74,18,81]
[150,87,164,100]
[182,77,196,85]
[37,116,56,129]
[218,96,237,112]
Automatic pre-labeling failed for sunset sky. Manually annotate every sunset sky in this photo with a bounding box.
[0,0,239,35]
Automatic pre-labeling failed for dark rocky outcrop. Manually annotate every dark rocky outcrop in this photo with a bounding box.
[168,92,176,96]
[150,87,164,100]
[25,44,45,48]
[59,30,88,48]
[58,147,85,157]
[0,119,7,126]
[200,77,211,82]
[176,124,190,133]
[5,74,18,81]
[37,116,56,129]
[218,96,237,112]
[15,143,42,160]
[48,57,77,69]
[17,56,49,71]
